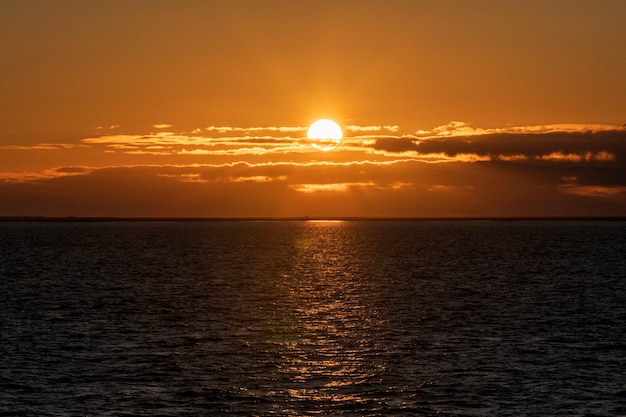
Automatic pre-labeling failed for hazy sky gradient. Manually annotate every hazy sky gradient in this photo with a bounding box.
[1,0,625,217]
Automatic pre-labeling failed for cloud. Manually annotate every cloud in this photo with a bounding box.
[427,185,475,192]
[1,157,625,217]
[54,166,91,173]
[420,121,622,137]
[178,146,296,156]
[537,152,616,162]
[372,137,418,153]
[289,179,417,193]
[289,182,376,193]
[76,124,406,157]
[156,171,286,184]
[230,175,288,183]
[414,129,626,162]
[2,122,626,217]
[429,121,492,137]
[157,173,208,183]
[79,132,308,156]
[366,126,626,168]
[205,125,307,134]
[0,143,83,150]
[0,166,92,183]
[345,125,399,133]
[559,184,626,197]
[2,124,412,162]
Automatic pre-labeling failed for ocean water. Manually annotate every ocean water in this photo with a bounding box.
[1,220,625,416]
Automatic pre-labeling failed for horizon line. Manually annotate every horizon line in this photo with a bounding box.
[1,216,625,222]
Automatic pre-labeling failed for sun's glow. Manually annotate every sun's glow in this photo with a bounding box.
[307,119,343,151]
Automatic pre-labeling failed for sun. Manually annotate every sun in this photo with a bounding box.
[307,119,343,151]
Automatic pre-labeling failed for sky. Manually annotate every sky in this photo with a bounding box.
[1,0,626,217]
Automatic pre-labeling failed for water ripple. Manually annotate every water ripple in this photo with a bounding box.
[1,220,625,415]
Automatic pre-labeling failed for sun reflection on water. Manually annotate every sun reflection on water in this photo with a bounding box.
[264,221,389,413]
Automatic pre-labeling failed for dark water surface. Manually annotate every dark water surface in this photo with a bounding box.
[1,220,625,416]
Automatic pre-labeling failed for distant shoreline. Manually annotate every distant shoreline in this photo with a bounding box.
[1,216,625,222]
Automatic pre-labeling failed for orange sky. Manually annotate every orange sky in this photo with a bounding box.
[1,0,626,217]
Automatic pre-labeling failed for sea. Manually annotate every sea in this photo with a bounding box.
[1,220,625,416]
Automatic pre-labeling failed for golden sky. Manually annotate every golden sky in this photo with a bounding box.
[1,0,626,217]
